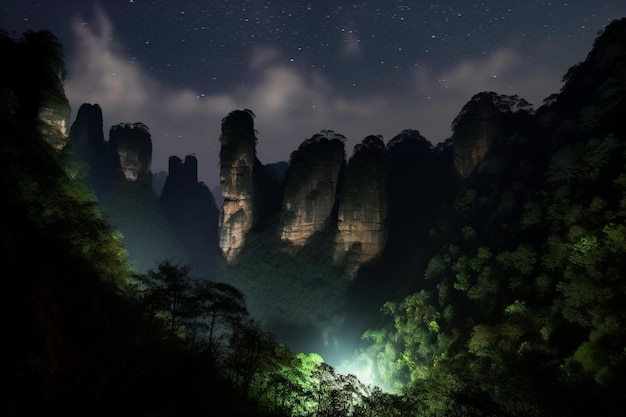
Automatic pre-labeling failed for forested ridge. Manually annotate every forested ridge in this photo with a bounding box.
[2,17,626,417]
[0,28,399,417]
[355,19,626,415]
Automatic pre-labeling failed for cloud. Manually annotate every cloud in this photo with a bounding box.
[65,10,242,186]
[64,10,562,188]
[443,49,522,93]
[414,48,562,108]
[64,10,401,187]
[250,45,282,70]
[408,48,562,140]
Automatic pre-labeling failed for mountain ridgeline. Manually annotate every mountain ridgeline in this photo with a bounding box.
[215,94,540,278]
[217,117,446,274]
[64,18,626,368]
[4,17,626,417]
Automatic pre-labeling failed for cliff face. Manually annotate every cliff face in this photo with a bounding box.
[69,104,123,194]
[38,102,70,150]
[280,131,345,246]
[218,109,257,262]
[109,122,153,181]
[70,103,105,154]
[385,131,436,248]
[452,92,532,177]
[67,104,189,272]
[160,155,220,277]
[334,136,387,273]
[2,30,71,150]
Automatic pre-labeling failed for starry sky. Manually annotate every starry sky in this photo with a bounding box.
[2,1,625,188]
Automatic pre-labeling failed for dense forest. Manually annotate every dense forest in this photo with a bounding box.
[2,17,626,417]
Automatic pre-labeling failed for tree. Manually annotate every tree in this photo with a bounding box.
[227,318,276,398]
[137,261,249,352]
[138,260,194,341]
[191,281,248,353]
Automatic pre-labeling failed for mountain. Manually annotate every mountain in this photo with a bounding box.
[451,92,533,177]
[159,154,220,278]
[69,106,189,273]
[108,122,153,181]
[0,29,70,150]
[334,135,387,274]
[353,17,626,416]
[4,17,626,417]
[217,109,258,261]
[69,103,223,276]
[1,30,139,416]
[279,130,346,246]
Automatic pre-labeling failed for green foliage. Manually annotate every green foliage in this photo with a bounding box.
[359,19,626,417]
[3,29,394,417]
[504,299,527,315]
[136,260,249,350]
[217,227,349,346]
[7,18,626,417]
[496,244,537,276]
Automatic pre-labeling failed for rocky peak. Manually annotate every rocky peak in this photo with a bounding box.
[161,154,220,277]
[69,103,121,194]
[168,154,198,186]
[280,130,346,246]
[334,135,387,275]
[109,122,153,181]
[218,109,258,262]
[70,104,104,146]
[452,92,532,177]
[69,103,105,164]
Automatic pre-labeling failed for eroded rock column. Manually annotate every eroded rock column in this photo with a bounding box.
[280,131,346,246]
[334,135,387,274]
[218,110,257,262]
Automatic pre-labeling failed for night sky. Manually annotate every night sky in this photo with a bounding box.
[2,1,625,188]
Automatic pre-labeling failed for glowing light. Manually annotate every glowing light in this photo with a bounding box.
[336,351,377,388]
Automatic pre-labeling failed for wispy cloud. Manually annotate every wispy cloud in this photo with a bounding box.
[414,48,562,111]
[64,10,398,186]
[340,29,362,59]
[65,10,562,188]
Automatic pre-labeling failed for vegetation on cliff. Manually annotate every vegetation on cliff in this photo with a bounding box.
[4,17,626,417]
[352,17,626,417]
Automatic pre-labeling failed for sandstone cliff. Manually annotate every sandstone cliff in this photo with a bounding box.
[69,103,120,193]
[452,92,532,177]
[109,122,153,181]
[334,135,387,273]
[218,109,257,261]
[68,106,188,272]
[38,102,70,150]
[13,30,71,150]
[280,130,346,246]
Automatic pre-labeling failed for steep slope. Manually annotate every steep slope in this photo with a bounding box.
[218,109,258,261]
[69,107,188,273]
[334,135,387,274]
[108,122,153,182]
[69,103,119,193]
[359,18,626,417]
[0,31,137,416]
[279,130,346,246]
[451,92,533,177]
[159,154,220,278]
[0,30,70,150]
